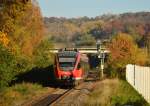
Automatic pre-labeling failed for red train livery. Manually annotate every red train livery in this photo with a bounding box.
[54,48,86,86]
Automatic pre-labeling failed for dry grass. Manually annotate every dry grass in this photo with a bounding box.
[84,79,119,106]
[0,83,53,106]
[84,79,149,106]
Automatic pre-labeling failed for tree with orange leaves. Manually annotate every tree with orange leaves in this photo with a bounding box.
[107,33,148,78]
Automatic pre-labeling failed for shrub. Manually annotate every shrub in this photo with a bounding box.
[0,44,17,88]
[0,83,48,106]
[110,80,149,106]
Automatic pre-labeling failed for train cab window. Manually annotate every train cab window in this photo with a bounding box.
[57,51,77,71]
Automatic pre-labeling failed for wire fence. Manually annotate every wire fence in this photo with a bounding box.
[126,64,150,104]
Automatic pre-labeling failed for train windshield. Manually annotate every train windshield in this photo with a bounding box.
[58,51,77,71]
[59,58,76,71]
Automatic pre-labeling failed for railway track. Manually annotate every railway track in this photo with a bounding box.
[49,88,74,106]
[48,73,98,106]
[22,70,99,106]
[24,88,73,106]
[49,81,97,106]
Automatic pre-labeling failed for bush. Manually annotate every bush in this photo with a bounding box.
[0,44,17,88]
[0,83,49,106]
[110,80,149,106]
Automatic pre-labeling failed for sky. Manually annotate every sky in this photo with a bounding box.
[37,0,150,18]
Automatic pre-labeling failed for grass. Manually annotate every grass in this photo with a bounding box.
[84,79,150,106]
[0,83,51,106]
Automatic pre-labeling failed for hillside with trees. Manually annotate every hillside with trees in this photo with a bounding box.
[44,12,150,48]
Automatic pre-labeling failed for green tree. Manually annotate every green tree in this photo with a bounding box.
[33,39,54,68]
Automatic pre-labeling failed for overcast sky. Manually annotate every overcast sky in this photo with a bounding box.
[37,0,150,18]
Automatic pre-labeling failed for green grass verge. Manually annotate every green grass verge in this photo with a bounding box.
[0,83,49,106]
[84,79,150,106]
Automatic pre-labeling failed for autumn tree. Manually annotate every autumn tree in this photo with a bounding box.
[0,0,52,88]
[0,0,45,57]
[107,33,148,78]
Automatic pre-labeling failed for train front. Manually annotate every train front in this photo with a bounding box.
[54,49,83,86]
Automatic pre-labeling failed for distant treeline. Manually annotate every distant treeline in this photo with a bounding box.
[44,12,150,47]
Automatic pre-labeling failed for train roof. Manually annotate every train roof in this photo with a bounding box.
[57,48,79,57]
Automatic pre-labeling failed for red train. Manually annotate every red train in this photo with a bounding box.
[54,48,87,86]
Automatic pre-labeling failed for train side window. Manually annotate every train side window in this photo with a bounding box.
[77,63,81,69]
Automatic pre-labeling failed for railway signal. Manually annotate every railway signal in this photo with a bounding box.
[96,40,106,78]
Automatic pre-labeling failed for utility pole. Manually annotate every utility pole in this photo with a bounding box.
[96,40,105,78]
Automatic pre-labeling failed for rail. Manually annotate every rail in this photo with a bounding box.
[50,89,74,106]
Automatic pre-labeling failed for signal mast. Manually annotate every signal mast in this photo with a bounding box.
[96,40,105,78]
